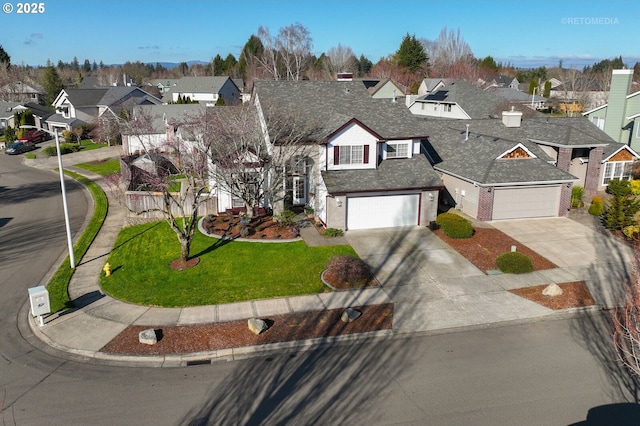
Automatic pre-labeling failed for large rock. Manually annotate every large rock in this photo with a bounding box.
[139,329,158,345]
[341,308,362,323]
[542,283,564,297]
[248,318,268,335]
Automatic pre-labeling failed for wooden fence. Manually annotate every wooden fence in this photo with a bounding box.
[125,191,217,219]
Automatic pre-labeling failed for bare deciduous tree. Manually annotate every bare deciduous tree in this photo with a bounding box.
[111,106,213,266]
[324,44,358,77]
[613,247,640,378]
[254,23,313,81]
[421,27,474,75]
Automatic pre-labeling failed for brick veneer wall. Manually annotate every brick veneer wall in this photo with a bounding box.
[559,184,572,217]
[557,147,572,172]
[477,187,494,221]
[585,147,604,196]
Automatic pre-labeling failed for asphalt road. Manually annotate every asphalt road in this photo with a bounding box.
[1,152,639,425]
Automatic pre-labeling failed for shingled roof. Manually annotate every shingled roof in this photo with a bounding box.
[417,80,504,119]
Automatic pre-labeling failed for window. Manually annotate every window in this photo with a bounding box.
[336,145,365,165]
[591,116,605,130]
[386,143,409,158]
[603,161,633,185]
[444,104,452,112]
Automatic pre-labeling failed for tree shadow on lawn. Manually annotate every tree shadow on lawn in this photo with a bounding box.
[190,236,233,259]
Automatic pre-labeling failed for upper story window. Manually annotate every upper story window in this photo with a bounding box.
[333,145,369,165]
[591,116,605,130]
[386,142,409,158]
[444,104,452,112]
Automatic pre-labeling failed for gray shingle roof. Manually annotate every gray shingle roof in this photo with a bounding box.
[487,87,546,103]
[322,154,443,194]
[253,80,429,140]
[128,104,207,134]
[417,81,503,119]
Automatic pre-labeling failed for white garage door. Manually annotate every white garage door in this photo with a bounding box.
[347,194,419,230]
[492,186,560,220]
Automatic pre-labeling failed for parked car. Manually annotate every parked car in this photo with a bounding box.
[18,129,48,143]
[5,141,36,155]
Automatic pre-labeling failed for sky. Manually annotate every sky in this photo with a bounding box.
[0,0,638,69]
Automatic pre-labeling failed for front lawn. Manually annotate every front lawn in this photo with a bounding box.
[75,158,120,176]
[101,221,357,307]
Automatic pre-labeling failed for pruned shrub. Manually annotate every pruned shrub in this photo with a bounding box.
[496,251,534,274]
[42,143,80,157]
[323,227,344,237]
[623,225,640,240]
[588,196,604,216]
[435,212,473,238]
[239,226,253,237]
[325,255,373,288]
[273,209,297,227]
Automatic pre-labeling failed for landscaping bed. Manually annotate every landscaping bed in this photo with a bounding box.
[202,214,299,240]
[100,303,393,355]
[509,281,596,310]
[434,227,557,272]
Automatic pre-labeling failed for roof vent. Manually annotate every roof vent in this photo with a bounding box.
[465,124,469,141]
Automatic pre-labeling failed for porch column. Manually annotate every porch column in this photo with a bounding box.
[557,147,572,172]
[584,147,604,197]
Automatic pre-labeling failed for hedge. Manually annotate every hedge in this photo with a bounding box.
[435,212,474,238]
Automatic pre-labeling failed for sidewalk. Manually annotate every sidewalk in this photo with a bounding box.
[24,147,637,367]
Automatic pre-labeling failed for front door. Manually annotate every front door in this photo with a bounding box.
[292,176,306,205]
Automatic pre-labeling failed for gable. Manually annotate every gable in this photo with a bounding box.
[608,148,635,162]
[497,143,536,160]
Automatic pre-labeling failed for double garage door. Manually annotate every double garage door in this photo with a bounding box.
[492,186,560,220]
[347,194,419,230]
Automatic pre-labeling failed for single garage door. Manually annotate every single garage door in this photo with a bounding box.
[492,186,560,220]
[347,194,419,230]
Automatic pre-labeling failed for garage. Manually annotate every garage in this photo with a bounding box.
[347,194,419,229]
[492,186,561,220]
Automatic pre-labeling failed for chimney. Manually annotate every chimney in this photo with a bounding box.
[603,69,633,142]
[501,106,523,128]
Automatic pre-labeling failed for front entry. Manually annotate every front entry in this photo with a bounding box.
[292,176,307,205]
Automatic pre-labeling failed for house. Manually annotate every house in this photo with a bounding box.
[0,80,45,104]
[360,78,407,100]
[417,78,446,96]
[48,86,162,132]
[161,76,241,105]
[408,80,505,119]
[252,80,444,230]
[0,101,53,132]
[425,112,639,221]
[122,104,207,155]
[583,69,640,151]
[481,75,520,90]
[485,87,547,110]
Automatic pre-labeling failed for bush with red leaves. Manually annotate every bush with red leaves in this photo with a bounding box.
[325,255,373,288]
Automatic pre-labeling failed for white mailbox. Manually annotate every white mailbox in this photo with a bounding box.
[28,286,50,317]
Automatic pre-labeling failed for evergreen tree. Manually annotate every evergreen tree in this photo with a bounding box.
[83,59,91,72]
[543,80,551,98]
[238,34,264,79]
[92,60,98,71]
[603,179,640,230]
[357,54,373,77]
[42,65,64,106]
[71,56,80,71]
[212,54,225,76]
[395,33,427,73]
[0,44,10,69]
[528,80,538,95]
[478,55,498,71]
[224,54,237,74]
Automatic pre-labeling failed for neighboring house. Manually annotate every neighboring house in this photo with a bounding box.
[486,87,547,109]
[408,80,504,119]
[122,104,206,155]
[583,69,640,151]
[417,78,446,96]
[0,80,45,104]
[550,77,607,113]
[481,75,520,90]
[48,86,162,132]
[147,79,180,94]
[161,76,241,105]
[0,101,53,131]
[359,78,407,100]
[252,80,444,230]
[425,112,638,221]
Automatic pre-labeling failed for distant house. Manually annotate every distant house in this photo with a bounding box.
[0,101,53,131]
[0,80,45,104]
[481,75,520,90]
[48,86,162,132]
[360,78,407,100]
[417,78,446,96]
[408,80,504,119]
[486,87,546,109]
[583,69,640,151]
[121,104,206,155]
[161,76,241,105]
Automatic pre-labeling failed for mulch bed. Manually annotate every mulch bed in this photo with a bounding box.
[434,227,557,272]
[202,215,299,240]
[100,304,393,355]
[509,281,596,310]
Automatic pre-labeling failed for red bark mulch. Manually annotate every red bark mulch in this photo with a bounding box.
[100,304,393,356]
[434,227,557,272]
[202,215,299,240]
[509,281,596,310]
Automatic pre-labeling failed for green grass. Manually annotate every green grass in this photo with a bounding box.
[47,170,109,312]
[101,221,357,307]
[75,158,121,176]
[79,139,108,151]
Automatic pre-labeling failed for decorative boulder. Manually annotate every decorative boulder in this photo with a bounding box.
[341,308,362,323]
[248,318,268,335]
[542,283,564,297]
[139,329,158,345]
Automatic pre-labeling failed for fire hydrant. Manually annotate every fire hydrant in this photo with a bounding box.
[103,262,111,277]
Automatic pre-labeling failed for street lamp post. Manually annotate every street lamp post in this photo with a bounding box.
[21,126,75,268]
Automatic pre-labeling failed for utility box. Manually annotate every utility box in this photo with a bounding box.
[28,286,50,317]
